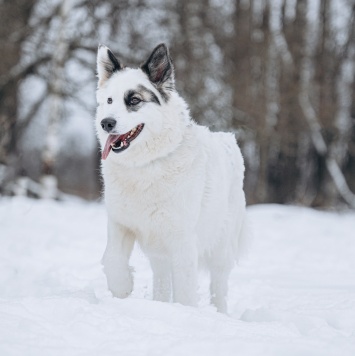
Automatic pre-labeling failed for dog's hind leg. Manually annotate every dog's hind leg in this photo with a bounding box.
[209,266,230,313]
[209,246,234,313]
[150,257,171,302]
[102,220,135,298]
[171,243,198,307]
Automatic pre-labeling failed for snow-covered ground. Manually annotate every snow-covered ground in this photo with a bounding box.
[0,197,354,356]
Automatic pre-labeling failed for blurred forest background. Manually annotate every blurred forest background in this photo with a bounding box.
[0,0,355,207]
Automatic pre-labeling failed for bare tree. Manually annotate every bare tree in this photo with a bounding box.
[1,0,354,207]
[0,0,37,192]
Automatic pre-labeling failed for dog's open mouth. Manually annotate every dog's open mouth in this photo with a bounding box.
[102,123,144,160]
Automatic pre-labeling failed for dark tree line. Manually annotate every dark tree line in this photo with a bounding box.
[0,0,354,207]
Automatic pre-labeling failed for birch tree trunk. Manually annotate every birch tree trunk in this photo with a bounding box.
[40,0,72,199]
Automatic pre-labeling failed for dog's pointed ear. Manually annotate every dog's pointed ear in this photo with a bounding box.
[141,44,174,91]
[97,45,123,87]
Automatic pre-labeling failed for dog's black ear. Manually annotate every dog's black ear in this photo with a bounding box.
[141,44,174,96]
[97,45,123,87]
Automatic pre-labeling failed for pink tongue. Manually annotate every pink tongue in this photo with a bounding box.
[102,135,120,160]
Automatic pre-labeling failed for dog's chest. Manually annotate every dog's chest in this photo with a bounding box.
[103,153,203,232]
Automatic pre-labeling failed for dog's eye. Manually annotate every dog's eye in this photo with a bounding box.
[107,98,113,104]
[129,97,141,106]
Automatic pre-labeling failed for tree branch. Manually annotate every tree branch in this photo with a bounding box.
[299,59,355,208]
[0,55,51,89]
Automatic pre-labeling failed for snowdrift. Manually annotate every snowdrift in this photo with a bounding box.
[0,197,354,355]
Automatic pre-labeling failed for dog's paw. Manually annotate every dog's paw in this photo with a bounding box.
[103,262,134,298]
[107,271,133,298]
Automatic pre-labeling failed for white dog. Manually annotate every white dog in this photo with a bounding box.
[96,43,248,313]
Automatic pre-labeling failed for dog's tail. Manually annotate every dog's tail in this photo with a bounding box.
[235,212,253,264]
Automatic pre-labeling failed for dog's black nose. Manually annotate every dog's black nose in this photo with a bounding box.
[100,118,116,133]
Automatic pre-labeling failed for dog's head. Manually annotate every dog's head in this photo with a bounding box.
[96,43,189,166]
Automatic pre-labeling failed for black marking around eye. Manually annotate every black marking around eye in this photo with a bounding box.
[124,85,161,112]
[124,90,141,112]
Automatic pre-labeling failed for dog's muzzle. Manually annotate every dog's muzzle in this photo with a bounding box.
[101,123,145,160]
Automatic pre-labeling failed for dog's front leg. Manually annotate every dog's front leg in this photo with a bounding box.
[102,220,135,298]
[171,242,198,307]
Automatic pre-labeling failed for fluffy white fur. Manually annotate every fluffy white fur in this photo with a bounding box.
[96,44,248,313]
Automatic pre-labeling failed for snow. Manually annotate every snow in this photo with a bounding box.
[0,197,354,356]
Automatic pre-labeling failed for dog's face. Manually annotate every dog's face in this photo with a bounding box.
[96,44,184,167]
